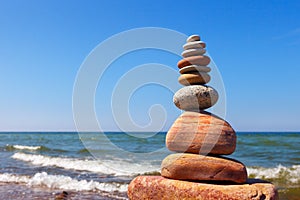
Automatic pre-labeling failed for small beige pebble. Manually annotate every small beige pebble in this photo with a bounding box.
[179,65,211,74]
[178,72,211,85]
[186,34,200,42]
[183,41,206,50]
[181,48,206,58]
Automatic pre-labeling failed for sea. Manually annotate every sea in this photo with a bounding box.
[0,132,299,200]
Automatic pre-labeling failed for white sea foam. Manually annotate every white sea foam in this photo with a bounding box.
[0,173,30,183]
[12,152,159,176]
[9,145,42,150]
[247,164,300,184]
[0,172,128,193]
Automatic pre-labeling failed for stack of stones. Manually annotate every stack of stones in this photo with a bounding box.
[127,35,278,200]
[162,34,248,184]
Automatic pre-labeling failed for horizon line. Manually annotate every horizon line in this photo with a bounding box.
[0,130,299,133]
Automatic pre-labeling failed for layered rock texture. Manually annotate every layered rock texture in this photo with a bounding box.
[166,111,236,155]
[161,153,247,183]
[127,34,278,200]
[128,176,278,200]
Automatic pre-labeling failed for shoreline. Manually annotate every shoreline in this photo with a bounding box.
[0,183,128,200]
[1,181,300,200]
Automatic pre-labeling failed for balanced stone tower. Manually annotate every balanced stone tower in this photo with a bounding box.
[128,35,278,200]
[162,34,247,183]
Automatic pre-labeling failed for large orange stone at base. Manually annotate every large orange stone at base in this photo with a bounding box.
[127,176,278,200]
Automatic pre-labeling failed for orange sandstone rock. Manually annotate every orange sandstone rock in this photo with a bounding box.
[177,56,211,69]
[127,176,278,200]
[161,153,247,183]
[166,111,236,155]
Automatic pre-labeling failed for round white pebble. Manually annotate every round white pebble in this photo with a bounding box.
[183,41,206,50]
[186,35,200,42]
[179,65,211,74]
[181,48,206,58]
[173,85,219,111]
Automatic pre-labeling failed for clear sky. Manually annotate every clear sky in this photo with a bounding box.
[1,0,300,132]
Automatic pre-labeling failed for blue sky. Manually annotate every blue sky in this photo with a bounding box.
[1,0,300,131]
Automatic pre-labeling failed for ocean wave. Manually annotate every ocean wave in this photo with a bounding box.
[0,172,128,194]
[5,145,68,153]
[247,165,300,184]
[6,145,44,151]
[12,152,160,176]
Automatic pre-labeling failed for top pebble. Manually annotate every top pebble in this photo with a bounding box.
[186,34,200,42]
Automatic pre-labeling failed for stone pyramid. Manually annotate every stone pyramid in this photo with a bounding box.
[128,34,278,200]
